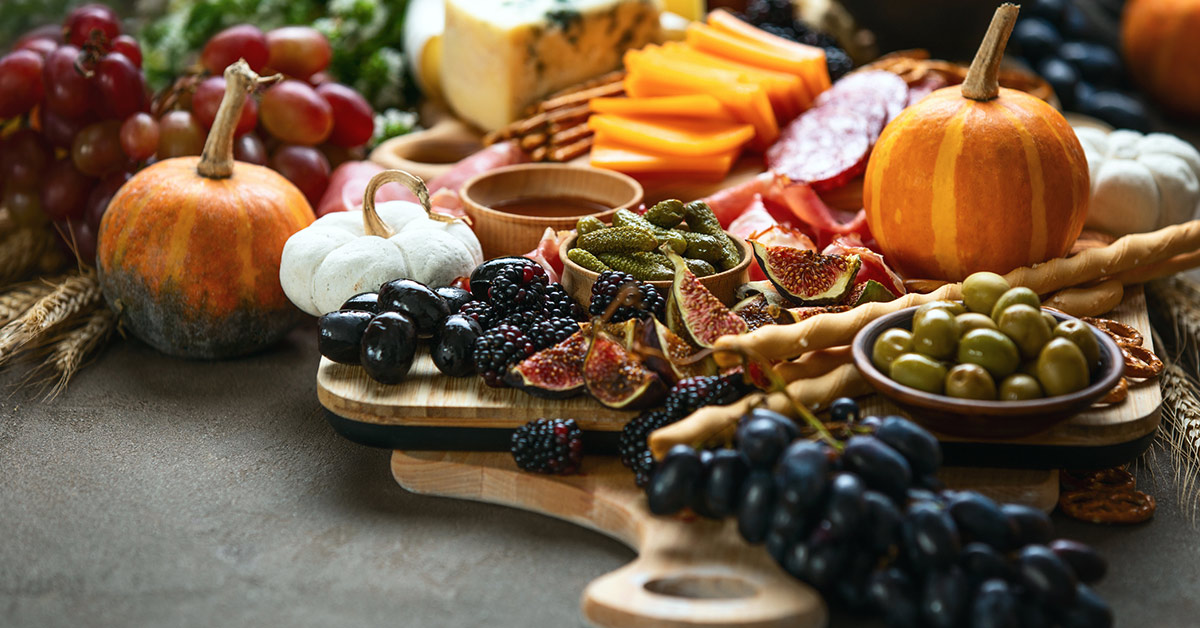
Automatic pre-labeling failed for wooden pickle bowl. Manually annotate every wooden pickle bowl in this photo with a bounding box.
[559,231,753,308]
[852,307,1125,438]
[460,163,643,259]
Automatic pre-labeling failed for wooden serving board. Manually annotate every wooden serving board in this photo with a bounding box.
[390,451,1058,628]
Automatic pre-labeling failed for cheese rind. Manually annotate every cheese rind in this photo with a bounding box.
[442,0,662,132]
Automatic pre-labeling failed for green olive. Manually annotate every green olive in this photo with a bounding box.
[1042,312,1059,333]
[1036,337,1091,396]
[957,328,1021,379]
[956,312,998,335]
[999,374,1044,400]
[962,271,1011,315]
[1018,360,1039,376]
[890,353,948,394]
[912,308,960,359]
[998,304,1052,360]
[1053,319,1101,371]
[990,287,1042,321]
[945,363,997,400]
[913,300,966,328]
[872,328,914,373]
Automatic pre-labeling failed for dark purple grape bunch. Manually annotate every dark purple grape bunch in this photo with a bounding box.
[644,399,1113,628]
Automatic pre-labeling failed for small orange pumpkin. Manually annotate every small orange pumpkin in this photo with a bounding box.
[97,61,315,358]
[863,4,1089,282]
[1122,0,1200,118]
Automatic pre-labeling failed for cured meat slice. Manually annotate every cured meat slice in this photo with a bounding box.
[823,234,906,296]
[814,70,910,131]
[767,107,872,192]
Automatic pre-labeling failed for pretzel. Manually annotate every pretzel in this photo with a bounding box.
[1082,317,1143,347]
[1059,489,1156,524]
[1061,467,1136,493]
[1100,377,1128,404]
[1121,344,1164,379]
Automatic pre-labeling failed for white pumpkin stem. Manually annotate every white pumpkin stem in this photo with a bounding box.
[361,169,457,239]
[197,60,282,179]
[962,3,1019,102]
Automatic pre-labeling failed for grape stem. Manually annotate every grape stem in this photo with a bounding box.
[735,346,842,450]
[196,60,281,179]
[961,3,1019,102]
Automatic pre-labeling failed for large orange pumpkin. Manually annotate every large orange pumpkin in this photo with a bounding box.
[863,5,1089,282]
[97,61,315,358]
[1122,0,1200,118]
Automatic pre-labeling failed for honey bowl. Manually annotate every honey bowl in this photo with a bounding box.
[460,164,643,258]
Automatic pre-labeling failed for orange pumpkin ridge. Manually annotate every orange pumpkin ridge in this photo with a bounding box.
[97,61,314,359]
[862,4,1090,282]
[1123,0,1200,118]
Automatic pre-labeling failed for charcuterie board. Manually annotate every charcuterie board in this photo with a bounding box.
[319,287,1159,469]
[388,451,1058,628]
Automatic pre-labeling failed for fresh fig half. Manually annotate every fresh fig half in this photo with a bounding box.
[663,247,748,348]
[505,332,589,399]
[641,318,717,383]
[844,279,897,306]
[582,331,667,410]
[750,239,861,306]
[775,305,852,324]
[732,295,776,331]
[735,280,791,308]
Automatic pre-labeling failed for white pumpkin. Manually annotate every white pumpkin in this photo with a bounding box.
[280,170,483,316]
[1074,126,1200,237]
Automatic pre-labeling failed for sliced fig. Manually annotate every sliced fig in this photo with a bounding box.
[735,280,792,308]
[641,318,717,383]
[776,305,852,323]
[844,279,897,306]
[582,319,640,349]
[583,332,667,410]
[750,239,861,305]
[732,295,776,331]
[664,247,748,348]
[505,332,589,399]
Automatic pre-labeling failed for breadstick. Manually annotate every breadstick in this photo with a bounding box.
[1042,279,1124,317]
[717,219,1200,362]
[775,346,853,381]
[1113,249,1200,285]
[648,363,869,458]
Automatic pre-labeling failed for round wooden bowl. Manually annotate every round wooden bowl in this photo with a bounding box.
[852,307,1125,438]
[368,117,483,182]
[460,164,643,259]
[559,231,753,307]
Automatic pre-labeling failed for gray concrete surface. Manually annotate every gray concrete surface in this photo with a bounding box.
[2,324,1198,627]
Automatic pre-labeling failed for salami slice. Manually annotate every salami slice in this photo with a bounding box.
[766,107,872,192]
[814,70,911,135]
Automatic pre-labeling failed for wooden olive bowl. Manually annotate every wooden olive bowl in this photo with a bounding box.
[852,307,1125,439]
[559,231,753,308]
[461,164,643,259]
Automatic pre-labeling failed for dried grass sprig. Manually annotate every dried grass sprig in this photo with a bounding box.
[0,270,102,365]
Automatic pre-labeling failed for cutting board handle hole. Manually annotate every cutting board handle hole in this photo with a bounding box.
[643,575,759,600]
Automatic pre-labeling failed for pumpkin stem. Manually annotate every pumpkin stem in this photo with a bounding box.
[196,60,282,179]
[361,169,459,239]
[961,3,1020,102]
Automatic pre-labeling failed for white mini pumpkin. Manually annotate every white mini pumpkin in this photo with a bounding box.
[1074,126,1200,237]
[280,170,483,316]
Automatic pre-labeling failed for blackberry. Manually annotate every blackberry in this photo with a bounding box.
[488,265,549,314]
[663,376,720,420]
[544,283,585,320]
[619,410,671,467]
[824,46,854,81]
[458,300,497,330]
[743,0,794,26]
[632,449,658,488]
[472,324,536,387]
[511,418,584,475]
[528,316,580,352]
[495,309,547,333]
[588,270,666,323]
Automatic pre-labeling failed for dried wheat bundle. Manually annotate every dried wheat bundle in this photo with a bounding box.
[0,270,102,366]
[1159,360,1200,523]
[0,280,55,327]
[40,306,115,399]
[0,228,51,288]
[1147,277,1200,366]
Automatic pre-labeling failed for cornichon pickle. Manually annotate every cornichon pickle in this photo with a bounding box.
[613,208,687,254]
[683,201,739,269]
[645,199,686,229]
[577,226,657,254]
[596,252,673,281]
[576,215,605,235]
[686,258,716,277]
[680,231,726,263]
[567,248,611,273]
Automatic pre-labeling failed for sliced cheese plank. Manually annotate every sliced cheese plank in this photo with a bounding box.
[588,113,755,156]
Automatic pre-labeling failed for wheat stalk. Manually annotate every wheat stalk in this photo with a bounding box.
[0,281,54,326]
[0,228,50,288]
[1147,277,1200,366]
[1158,354,1200,524]
[0,270,102,366]
[42,306,115,399]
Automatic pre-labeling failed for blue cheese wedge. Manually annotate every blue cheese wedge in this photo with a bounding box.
[442,0,662,132]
